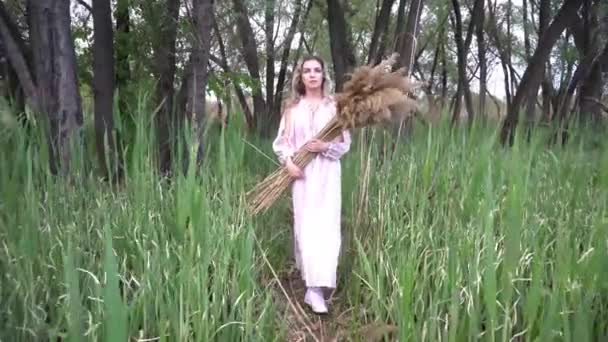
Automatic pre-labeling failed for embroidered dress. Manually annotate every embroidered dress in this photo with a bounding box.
[272,97,351,288]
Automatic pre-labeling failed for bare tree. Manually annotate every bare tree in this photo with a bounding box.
[577,0,605,125]
[192,0,214,164]
[368,0,396,64]
[477,0,487,119]
[449,0,480,125]
[92,0,120,182]
[0,2,37,112]
[208,11,254,128]
[397,0,424,74]
[539,0,553,122]
[274,0,311,116]
[155,0,180,176]
[265,0,276,128]
[231,0,268,135]
[500,0,584,145]
[115,0,130,118]
[326,0,357,91]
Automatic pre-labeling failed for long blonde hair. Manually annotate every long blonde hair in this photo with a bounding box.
[283,55,334,113]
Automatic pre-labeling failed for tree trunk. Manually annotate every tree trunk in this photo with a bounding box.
[449,13,463,124]
[552,38,605,144]
[464,0,484,52]
[441,41,448,107]
[368,0,396,64]
[27,1,56,174]
[393,0,408,52]
[551,48,575,120]
[92,0,119,182]
[539,0,552,122]
[155,0,180,176]
[176,56,192,124]
[601,42,608,70]
[398,0,424,74]
[506,0,516,95]
[389,0,424,140]
[523,0,538,126]
[265,0,275,132]
[192,0,214,165]
[114,0,130,179]
[28,0,84,175]
[450,0,477,125]
[427,34,442,93]
[577,1,604,125]
[210,12,254,129]
[476,0,487,120]
[0,21,25,119]
[53,0,84,174]
[556,41,605,124]
[500,0,584,146]
[115,0,130,119]
[578,61,603,124]
[523,0,531,59]
[326,0,357,91]
[488,0,513,106]
[274,0,310,116]
[0,2,38,112]
[0,3,30,66]
[231,0,268,136]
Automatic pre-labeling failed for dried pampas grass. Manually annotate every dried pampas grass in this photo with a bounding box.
[246,53,420,216]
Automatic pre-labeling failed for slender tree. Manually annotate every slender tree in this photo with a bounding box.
[92,0,120,181]
[500,0,584,145]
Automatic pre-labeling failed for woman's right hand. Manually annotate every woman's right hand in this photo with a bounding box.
[285,158,304,179]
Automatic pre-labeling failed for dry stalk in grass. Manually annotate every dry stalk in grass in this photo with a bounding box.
[246,53,420,216]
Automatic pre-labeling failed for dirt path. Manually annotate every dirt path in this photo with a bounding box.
[268,264,400,342]
[257,218,397,341]
[270,264,350,341]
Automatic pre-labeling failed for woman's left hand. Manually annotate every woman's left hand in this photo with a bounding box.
[304,139,329,153]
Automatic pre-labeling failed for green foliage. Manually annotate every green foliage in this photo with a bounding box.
[339,120,608,340]
[2,93,608,341]
[0,99,282,341]
[71,8,94,87]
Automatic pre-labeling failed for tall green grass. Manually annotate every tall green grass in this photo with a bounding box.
[1,95,607,341]
[0,97,281,341]
[343,121,608,341]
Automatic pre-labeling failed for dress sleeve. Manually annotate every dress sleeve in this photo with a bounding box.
[321,97,351,160]
[272,108,295,164]
[321,129,351,160]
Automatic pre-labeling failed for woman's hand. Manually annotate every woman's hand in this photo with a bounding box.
[304,139,329,153]
[285,157,304,179]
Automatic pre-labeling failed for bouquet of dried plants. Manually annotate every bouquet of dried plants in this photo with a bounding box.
[246,53,419,216]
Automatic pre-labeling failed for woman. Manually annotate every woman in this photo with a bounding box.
[272,56,351,314]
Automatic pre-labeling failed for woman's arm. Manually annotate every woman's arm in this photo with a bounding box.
[272,108,295,164]
[321,129,351,160]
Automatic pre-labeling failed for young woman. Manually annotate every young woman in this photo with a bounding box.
[272,56,351,314]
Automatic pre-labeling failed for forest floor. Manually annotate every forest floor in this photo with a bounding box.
[269,264,398,341]
[271,265,344,341]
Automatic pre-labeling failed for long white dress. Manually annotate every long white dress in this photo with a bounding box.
[272,96,351,288]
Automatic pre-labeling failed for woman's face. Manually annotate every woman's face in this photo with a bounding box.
[301,59,324,92]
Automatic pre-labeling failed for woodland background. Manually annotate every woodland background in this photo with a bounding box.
[1,0,608,341]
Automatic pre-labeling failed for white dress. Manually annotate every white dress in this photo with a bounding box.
[272,96,351,288]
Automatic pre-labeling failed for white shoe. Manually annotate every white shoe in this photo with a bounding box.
[304,287,328,314]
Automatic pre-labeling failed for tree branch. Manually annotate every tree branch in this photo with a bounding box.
[581,97,608,116]
[76,0,93,13]
[0,2,38,111]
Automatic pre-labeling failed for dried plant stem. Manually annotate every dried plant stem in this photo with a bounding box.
[246,53,420,216]
[246,118,344,215]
